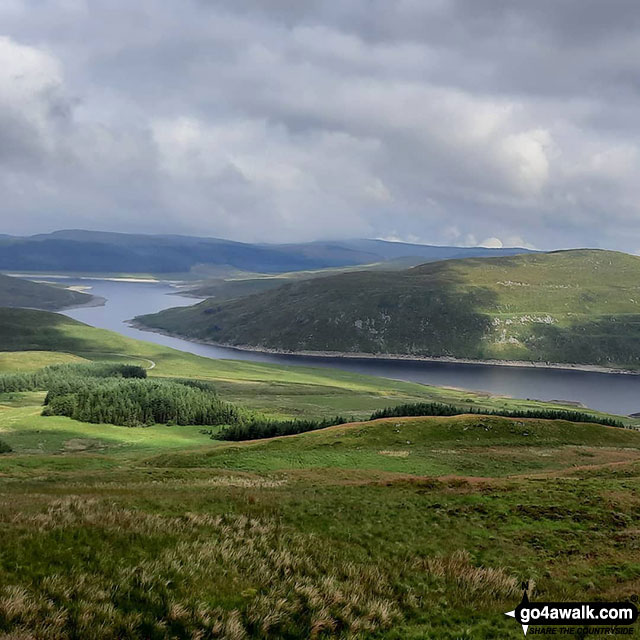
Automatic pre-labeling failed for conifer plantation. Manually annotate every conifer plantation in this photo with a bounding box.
[0,363,239,427]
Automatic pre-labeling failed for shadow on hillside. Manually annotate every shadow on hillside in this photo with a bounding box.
[376,263,499,358]
[0,308,102,354]
[182,262,500,358]
[529,316,640,368]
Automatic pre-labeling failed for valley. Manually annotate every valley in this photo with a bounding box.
[47,276,640,414]
[138,249,640,371]
[3,246,640,639]
[4,3,640,636]
[1,307,640,638]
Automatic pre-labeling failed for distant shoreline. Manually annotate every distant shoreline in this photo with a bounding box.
[7,273,178,284]
[129,321,640,376]
[61,294,106,311]
[18,295,106,313]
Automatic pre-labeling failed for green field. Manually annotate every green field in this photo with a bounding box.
[138,249,640,370]
[1,308,640,638]
[2,397,640,637]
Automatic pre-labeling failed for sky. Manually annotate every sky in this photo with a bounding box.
[1,1,640,250]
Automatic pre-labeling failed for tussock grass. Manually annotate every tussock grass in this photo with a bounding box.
[1,496,528,638]
[2,466,639,638]
[62,475,288,490]
[3,497,405,638]
[418,550,522,605]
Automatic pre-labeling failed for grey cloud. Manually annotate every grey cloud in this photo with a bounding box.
[1,1,640,250]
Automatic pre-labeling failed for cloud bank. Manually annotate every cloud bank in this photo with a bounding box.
[1,0,640,249]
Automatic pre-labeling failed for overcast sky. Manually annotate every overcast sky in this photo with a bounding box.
[1,1,640,250]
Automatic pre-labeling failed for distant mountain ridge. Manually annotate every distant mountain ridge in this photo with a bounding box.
[0,230,535,274]
[136,249,640,370]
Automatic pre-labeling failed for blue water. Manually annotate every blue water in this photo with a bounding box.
[52,277,640,415]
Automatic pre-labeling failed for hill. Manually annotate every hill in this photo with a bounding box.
[0,229,534,275]
[183,257,420,299]
[157,413,640,477]
[5,307,618,422]
[0,273,94,310]
[2,310,640,638]
[3,399,640,637]
[0,307,153,354]
[137,249,640,369]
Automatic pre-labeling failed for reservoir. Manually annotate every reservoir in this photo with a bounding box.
[50,277,640,416]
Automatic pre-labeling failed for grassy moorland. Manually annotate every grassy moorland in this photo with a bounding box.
[138,249,640,370]
[0,351,86,372]
[182,258,428,300]
[1,398,640,637]
[0,273,93,310]
[1,308,640,638]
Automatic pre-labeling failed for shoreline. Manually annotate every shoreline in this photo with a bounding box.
[20,294,107,314]
[129,321,640,376]
[7,273,185,284]
[61,294,107,311]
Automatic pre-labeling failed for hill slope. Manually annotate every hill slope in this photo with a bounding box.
[183,257,422,299]
[3,410,640,639]
[137,249,640,369]
[3,307,627,425]
[2,311,639,638]
[156,413,640,477]
[0,273,93,310]
[0,229,534,274]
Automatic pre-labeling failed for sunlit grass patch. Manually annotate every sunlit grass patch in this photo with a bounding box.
[0,351,87,373]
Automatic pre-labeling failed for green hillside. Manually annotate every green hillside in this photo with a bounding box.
[157,413,640,477]
[184,257,428,300]
[0,273,93,310]
[4,308,618,422]
[137,249,640,369]
[3,388,640,638]
[2,309,640,638]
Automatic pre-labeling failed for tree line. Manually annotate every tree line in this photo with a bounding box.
[370,402,624,427]
[215,401,625,441]
[212,416,349,441]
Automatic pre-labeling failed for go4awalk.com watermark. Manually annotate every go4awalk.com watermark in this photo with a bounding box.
[505,588,638,636]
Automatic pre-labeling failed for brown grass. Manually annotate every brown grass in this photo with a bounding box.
[378,450,410,458]
[2,497,403,638]
[417,550,522,605]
